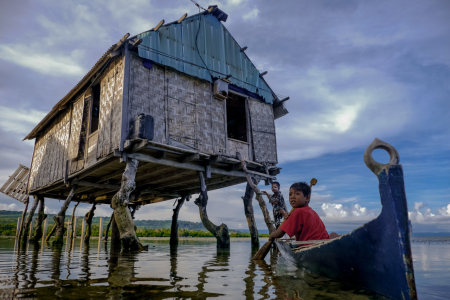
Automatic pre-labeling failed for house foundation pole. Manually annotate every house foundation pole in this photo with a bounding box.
[45,223,57,242]
[111,158,146,251]
[41,217,48,244]
[194,171,230,249]
[16,217,22,238]
[110,213,121,252]
[17,198,29,241]
[54,186,76,246]
[242,183,259,247]
[236,153,275,234]
[99,217,103,240]
[104,213,114,241]
[69,202,80,242]
[30,196,46,242]
[83,203,96,244]
[20,195,39,244]
[170,195,187,245]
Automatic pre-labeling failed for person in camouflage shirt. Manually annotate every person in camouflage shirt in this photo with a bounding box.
[262,182,288,229]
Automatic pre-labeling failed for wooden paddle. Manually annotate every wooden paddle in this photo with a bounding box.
[252,178,318,261]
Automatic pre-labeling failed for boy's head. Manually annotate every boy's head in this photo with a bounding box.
[289,182,311,208]
[271,181,280,193]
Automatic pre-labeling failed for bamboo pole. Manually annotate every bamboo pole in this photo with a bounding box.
[41,217,48,243]
[16,217,22,238]
[98,217,103,240]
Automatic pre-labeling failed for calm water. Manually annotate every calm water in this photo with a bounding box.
[0,237,448,299]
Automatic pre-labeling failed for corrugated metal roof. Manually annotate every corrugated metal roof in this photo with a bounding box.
[137,14,275,104]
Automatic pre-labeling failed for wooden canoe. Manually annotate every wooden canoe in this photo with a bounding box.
[275,139,417,300]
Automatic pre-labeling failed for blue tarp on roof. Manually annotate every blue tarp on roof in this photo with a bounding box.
[137,14,274,104]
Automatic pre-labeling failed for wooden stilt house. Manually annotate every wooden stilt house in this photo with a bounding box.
[21,6,289,207]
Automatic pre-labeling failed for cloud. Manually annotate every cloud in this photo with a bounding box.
[0,203,20,211]
[0,45,85,77]
[0,106,46,136]
[409,201,450,225]
[320,202,377,223]
[243,8,259,20]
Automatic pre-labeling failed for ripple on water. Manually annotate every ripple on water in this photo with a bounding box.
[0,237,448,299]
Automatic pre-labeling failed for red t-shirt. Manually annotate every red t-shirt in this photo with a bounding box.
[280,206,330,241]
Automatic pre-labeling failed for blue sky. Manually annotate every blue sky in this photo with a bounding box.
[0,0,449,233]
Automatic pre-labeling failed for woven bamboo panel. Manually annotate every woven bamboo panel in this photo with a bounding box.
[0,164,30,203]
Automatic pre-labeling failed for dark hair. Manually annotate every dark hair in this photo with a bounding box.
[290,182,311,197]
[271,181,280,188]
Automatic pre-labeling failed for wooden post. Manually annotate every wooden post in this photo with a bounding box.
[194,171,230,249]
[28,217,34,238]
[111,158,146,251]
[242,183,259,247]
[41,217,48,244]
[170,196,187,245]
[20,195,39,244]
[30,196,46,242]
[54,186,77,245]
[66,222,71,248]
[45,224,57,242]
[84,203,96,244]
[104,213,113,241]
[81,218,86,243]
[16,217,22,238]
[72,216,77,239]
[69,202,80,241]
[110,213,121,252]
[17,198,29,241]
[98,217,103,240]
[236,153,275,234]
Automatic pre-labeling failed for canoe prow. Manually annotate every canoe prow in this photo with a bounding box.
[275,139,417,300]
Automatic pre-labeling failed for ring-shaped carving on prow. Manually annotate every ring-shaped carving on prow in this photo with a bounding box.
[363,138,400,176]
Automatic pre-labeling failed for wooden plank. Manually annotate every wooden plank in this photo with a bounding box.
[4,167,29,196]
[0,166,24,193]
[11,174,29,199]
[72,180,120,190]
[120,44,130,151]
[136,169,191,186]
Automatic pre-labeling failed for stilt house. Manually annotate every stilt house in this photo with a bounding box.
[21,6,289,206]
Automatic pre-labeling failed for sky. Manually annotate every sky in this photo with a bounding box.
[0,0,449,233]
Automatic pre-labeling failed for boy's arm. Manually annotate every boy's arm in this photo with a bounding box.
[262,191,273,202]
[269,227,285,241]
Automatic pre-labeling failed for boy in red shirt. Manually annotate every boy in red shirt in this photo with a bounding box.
[269,182,330,242]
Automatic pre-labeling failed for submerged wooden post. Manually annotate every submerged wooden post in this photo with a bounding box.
[17,198,29,241]
[81,218,86,243]
[242,183,259,247]
[16,217,22,238]
[104,213,113,241]
[69,202,80,241]
[30,196,46,242]
[99,217,103,240]
[84,203,96,244]
[170,195,187,245]
[41,217,48,244]
[110,213,121,252]
[28,217,34,238]
[111,158,146,251]
[54,186,76,245]
[20,195,39,244]
[46,223,57,242]
[236,153,275,234]
[194,171,230,249]
[66,222,71,247]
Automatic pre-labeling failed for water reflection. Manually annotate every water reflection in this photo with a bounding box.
[1,237,445,299]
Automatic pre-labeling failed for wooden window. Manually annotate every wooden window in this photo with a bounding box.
[226,93,247,142]
[89,84,100,134]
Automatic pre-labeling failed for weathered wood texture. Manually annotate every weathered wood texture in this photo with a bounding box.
[111,158,145,251]
[248,98,277,163]
[28,109,71,190]
[194,172,230,248]
[227,139,249,161]
[0,164,29,203]
[30,197,46,242]
[20,196,39,244]
[170,196,186,245]
[129,56,226,154]
[242,182,259,247]
[97,56,125,158]
[83,203,96,244]
[54,186,76,245]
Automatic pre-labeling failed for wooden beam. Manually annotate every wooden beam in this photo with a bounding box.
[74,156,117,180]
[136,169,191,186]
[152,176,198,190]
[72,180,120,190]
[181,153,200,163]
[126,152,274,179]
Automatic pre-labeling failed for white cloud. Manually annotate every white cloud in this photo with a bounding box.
[243,8,259,20]
[409,202,450,225]
[0,203,20,211]
[321,202,377,223]
[0,45,85,77]
[0,106,46,136]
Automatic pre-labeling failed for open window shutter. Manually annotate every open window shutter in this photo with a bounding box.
[248,98,278,163]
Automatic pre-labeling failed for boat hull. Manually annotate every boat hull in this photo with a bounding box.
[276,159,417,299]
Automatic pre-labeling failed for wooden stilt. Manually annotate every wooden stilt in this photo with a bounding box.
[194,171,230,249]
[17,198,29,241]
[236,153,275,234]
[54,186,76,245]
[69,202,80,242]
[30,196,46,242]
[111,158,146,251]
[41,217,48,244]
[110,213,121,252]
[242,183,259,247]
[104,213,113,241]
[170,195,187,245]
[83,203,96,244]
[20,195,39,244]
[45,223,57,242]
[16,217,22,238]
[98,217,103,240]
